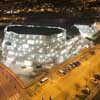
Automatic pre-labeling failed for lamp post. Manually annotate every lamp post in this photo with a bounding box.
[49,96,52,100]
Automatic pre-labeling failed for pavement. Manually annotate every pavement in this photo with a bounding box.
[20,44,100,100]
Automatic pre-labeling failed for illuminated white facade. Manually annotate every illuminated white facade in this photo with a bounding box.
[2,25,90,70]
[2,25,67,68]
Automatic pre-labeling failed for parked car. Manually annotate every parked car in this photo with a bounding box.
[69,63,76,68]
[73,60,81,66]
[94,73,100,80]
[90,77,99,85]
[81,87,90,95]
[58,69,66,75]
[40,76,48,83]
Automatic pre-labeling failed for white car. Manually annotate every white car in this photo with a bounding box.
[40,76,48,83]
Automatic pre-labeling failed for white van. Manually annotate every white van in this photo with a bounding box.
[40,76,48,83]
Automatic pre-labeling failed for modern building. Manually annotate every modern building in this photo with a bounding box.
[1,24,92,74]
